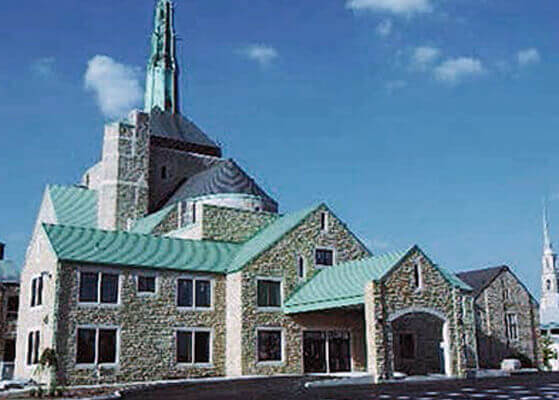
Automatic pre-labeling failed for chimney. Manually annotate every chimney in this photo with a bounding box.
[0,242,4,260]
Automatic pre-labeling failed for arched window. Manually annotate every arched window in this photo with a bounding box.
[320,212,328,232]
[413,263,422,290]
[161,166,168,180]
[547,279,552,291]
[297,256,305,280]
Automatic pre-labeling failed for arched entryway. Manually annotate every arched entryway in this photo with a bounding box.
[388,308,452,377]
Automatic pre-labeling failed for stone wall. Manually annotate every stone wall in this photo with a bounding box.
[238,205,371,375]
[54,264,226,386]
[98,111,150,231]
[202,205,278,243]
[152,206,179,235]
[365,248,477,380]
[475,269,540,368]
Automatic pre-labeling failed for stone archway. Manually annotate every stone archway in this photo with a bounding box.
[388,307,452,377]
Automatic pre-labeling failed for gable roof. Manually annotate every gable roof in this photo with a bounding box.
[164,159,278,211]
[42,224,240,274]
[0,260,20,282]
[130,205,175,234]
[149,108,220,151]
[228,204,322,273]
[456,266,508,298]
[48,185,98,228]
[285,246,472,314]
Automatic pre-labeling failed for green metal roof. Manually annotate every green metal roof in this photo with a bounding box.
[284,249,410,314]
[228,204,322,273]
[284,246,472,314]
[0,260,20,282]
[130,205,175,234]
[42,224,241,273]
[49,185,98,228]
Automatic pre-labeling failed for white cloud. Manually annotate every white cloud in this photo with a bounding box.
[411,46,441,69]
[30,57,56,78]
[346,0,432,15]
[84,55,143,118]
[434,57,484,84]
[376,19,393,37]
[239,44,279,66]
[385,80,408,93]
[517,48,540,67]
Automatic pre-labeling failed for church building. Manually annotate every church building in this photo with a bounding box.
[14,0,479,386]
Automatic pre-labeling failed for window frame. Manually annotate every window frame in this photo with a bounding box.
[30,275,44,308]
[297,256,306,280]
[412,262,424,292]
[25,328,40,368]
[75,325,120,369]
[256,327,284,365]
[176,275,214,311]
[314,247,336,269]
[137,273,158,296]
[77,269,120,307]
[256,277,283,312]
[7,295,19,321]
[505,313,519,341]
[320,212,329,232]
[175,327,213,368]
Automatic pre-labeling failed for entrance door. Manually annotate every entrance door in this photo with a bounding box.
[303,331,351,373]
[304,331,327,373]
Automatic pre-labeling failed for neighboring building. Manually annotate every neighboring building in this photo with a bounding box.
[540,205,559,370]
[14,0,478,386]
[0,242,20,381]
[457,266,540,369]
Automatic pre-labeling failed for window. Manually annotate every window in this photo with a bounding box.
[161,166,168,180]
[7,296,18,321]
[503,288,510,301]
[315,248,334,268]
[138,275,156,294]
[257,329,282,363]
[78,271,119,304]
[3,339,16,362]
[505,313,518,341]
[297,256,305,280]
[30,276,43,307]
[76,327,118,366]
[26,330,40,366]
[547,279,552,291]
[552,329,559,335]
[257,279,282,309]
[176,329,211,365]
[399,333,415,360]
[177,278,212,309]
[192,203,197,224]
[320,212,329,232]
[413,263,423,290]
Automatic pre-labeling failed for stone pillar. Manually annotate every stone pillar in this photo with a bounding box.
[364,280,389,383]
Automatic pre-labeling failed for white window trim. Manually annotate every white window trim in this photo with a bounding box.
[29,275,44,310]
[256,327,285,366]
[136,273,158,297]
[297,256,306,281]
[505,313,519,341]
[413,262,424,293]
[314,247,336,269]
[77,268,121,307]
[256,277,283,312]
[25,327,41,370]
[75,325,120,369]
[176,275,214,311]
[175,327,213,368]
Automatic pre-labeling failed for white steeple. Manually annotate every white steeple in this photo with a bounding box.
[541,200,559,325]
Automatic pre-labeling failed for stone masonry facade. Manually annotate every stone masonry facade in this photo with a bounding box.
[475,269,540,368]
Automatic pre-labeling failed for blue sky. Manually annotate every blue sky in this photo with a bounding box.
[0,0,558,296]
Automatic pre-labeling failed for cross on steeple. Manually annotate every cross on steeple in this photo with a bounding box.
[144,0,180,114]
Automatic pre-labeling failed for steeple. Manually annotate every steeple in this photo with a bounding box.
[544,200,553,254]
[144,0,180,114]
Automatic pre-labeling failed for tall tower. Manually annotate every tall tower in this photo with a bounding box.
[144,0,180,114]
[541,202,559,324]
